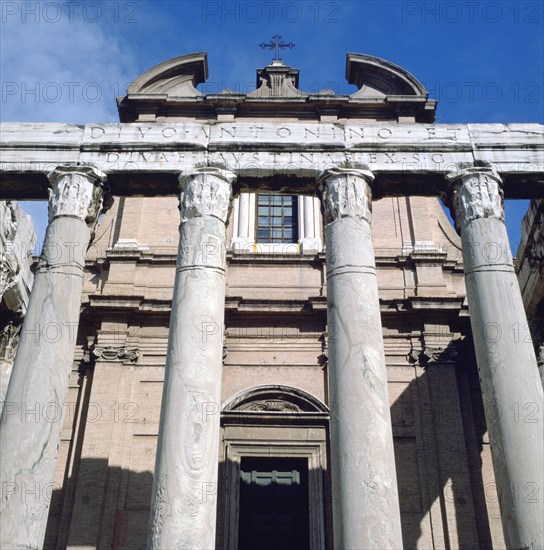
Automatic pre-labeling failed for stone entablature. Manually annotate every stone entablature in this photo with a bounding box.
[1,122,542,199]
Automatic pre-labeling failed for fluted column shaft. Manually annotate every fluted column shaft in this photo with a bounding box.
[148,166,235,549]
[0,166,106,550]
[447,164,543,549]
[319,166,403,550]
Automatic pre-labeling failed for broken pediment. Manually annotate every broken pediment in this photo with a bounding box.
[118,52,436,122]
[126,52,207,97]
[346,53,429,98]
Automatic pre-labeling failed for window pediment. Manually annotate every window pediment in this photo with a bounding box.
[223,385,328,413]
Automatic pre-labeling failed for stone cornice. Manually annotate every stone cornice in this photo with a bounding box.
[84,294,467,317]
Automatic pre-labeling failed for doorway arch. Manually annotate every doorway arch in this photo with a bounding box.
[219,385,331,550]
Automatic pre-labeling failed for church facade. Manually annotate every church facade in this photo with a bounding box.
[0,53,542,550]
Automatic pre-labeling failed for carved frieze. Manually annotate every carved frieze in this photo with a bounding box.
[318,166,375,224]
[408,341,461,365]
[224,385,328,413]
[2,123,543,194]
[0,264,15,299]
[178,166,236,224]
[0,201,36,314]
[92,346,139,363]
[422,344,458,364]
[238,399,301,413]
[1,202,18,301]
[47,166,107,227]
[446,165,504,232]
[0,322,21,361]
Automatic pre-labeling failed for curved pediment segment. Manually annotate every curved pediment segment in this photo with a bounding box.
[127,52,208,97]
[223,385,328,413]
[346,53,428,97]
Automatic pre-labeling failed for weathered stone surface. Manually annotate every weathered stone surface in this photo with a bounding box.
[516,199,544,387]
[319,166,403,549]
[0,166,106,550]
[1,122,542,199]
[449,166,504,232]
[0,201,36,410]
[320,166,374,224]
[447,164,544,550]
[48,165,106,224]
[0,201,36,314]
[147,166,235,549]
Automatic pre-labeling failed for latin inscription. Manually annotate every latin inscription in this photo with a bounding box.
[91,150,455,174]
[2,122,541,183]
[82,122,469,149]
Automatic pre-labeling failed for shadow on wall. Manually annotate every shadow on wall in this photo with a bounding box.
[44,457,153,549]
[390,345,498,550]
[43,349,498,549]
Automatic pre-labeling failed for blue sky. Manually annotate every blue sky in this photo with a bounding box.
[1,0,543,251]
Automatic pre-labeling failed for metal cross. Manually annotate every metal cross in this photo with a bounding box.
[259,35,295,62]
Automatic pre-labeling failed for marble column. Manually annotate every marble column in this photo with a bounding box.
[319,166,403,550]
[148,166,235,549]
[446,163,544,550]
[0,165,106,550]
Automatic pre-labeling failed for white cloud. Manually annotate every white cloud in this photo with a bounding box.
[1,3,143,242]
[0,2,144,243]
[1,4,139,123]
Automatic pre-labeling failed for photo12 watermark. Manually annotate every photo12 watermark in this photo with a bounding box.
[201,2,340,23]
[401,2,541,23]
[1,2,139,24]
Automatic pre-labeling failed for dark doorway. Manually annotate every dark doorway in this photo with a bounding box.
[238,457,310,550]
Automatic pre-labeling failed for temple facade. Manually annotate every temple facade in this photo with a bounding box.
[0,53,542,550]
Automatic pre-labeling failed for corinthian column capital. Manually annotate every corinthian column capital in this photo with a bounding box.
[318,165,375,224]
[179,166,236,224]
[445,163,504,233]
[47,165,107,227]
